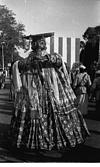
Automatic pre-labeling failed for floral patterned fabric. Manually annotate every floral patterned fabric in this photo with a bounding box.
[10,51,89,150]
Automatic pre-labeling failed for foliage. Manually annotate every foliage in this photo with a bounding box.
[81,26,100,77]
[82,26,100,45]
[0,5,25,66]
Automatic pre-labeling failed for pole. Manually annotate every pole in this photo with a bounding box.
[98,35,100,63]
[1,43,4,70]
[11,48,13,63]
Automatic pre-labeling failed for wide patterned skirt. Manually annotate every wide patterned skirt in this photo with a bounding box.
[10,68,89,151]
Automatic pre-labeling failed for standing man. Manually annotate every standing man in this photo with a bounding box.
[73,64,92,116]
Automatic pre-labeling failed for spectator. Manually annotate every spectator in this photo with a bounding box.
[73,64,92,116]
[70,62,80,91]
[91,70,100,117]
[79,41,85,65]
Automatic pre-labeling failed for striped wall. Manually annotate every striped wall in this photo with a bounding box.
[46,36,80,68]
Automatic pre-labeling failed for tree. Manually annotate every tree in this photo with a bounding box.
[80,26,100,82]
[81,26,99,70]
[0,5,25,66]
[83,27,99,46]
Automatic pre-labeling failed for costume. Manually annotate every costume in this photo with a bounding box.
[10,33,89,151]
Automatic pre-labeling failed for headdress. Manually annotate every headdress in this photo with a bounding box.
[23,32,54,42]
[23,32,54,51]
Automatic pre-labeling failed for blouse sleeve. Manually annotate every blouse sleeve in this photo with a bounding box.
[18,52,62,72]
[44,53,62,68]
[30,52,62,68]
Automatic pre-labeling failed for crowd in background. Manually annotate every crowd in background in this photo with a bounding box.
[70,60,100,118]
